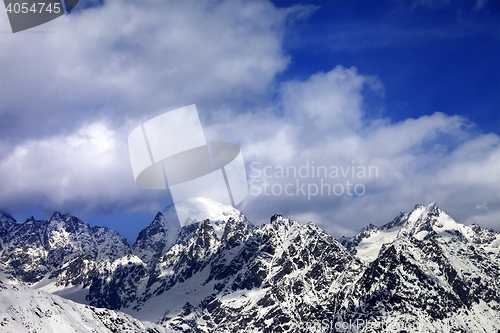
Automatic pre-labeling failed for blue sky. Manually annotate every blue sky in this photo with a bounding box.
[274,0,499,134]
[0,0,498,243]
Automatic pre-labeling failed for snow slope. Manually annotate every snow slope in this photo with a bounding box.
[0,281,166,333]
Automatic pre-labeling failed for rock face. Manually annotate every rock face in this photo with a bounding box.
[0,201,499,333]
[340,203,500,262]
[0,211,130,285]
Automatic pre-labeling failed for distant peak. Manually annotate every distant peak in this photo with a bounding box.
[359,223,377,233]
[269,214,296,229]
[270,214,283,222]
[50,211,72,220]
[406,202,441,220]
[423,202,441,216]
[163,197,246,228]
[413,204,425,210]
[0,211,16,222]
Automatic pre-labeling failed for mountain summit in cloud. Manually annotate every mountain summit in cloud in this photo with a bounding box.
[0,200,498,332]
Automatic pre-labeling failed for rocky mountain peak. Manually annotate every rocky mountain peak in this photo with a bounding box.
[25,216,37,223]
[221,217,253,247]
[269,213,295,229]
[340,202,499,263]
[132,198,249,267]
[50,211,68,220]
[0,211,16,223]
[0,201,498,332]
[197,219,219,246]
[0,211,16,237]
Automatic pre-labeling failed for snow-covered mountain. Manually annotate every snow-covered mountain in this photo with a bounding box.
[0,201,498,332]
[132,197,247,266]
[0,281,165,332]
[339,202,500,262]
[0,211,130,285]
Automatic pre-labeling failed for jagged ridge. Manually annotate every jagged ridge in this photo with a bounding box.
[0,201,498,332]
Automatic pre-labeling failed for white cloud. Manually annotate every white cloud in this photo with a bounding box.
[0,121,161,214]
[205,66,500,233]
[281,66,375,133]
[0,0,312,142]
[0,0,497,236]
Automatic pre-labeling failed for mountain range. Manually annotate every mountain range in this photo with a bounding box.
[0,198,498,332]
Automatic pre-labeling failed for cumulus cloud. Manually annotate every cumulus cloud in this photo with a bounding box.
[281,66,376,134]
[0,0,312,215]
[0,0,497,237]
[0,0,313,142]
[0,120,164,214]
[204,65,500,236]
